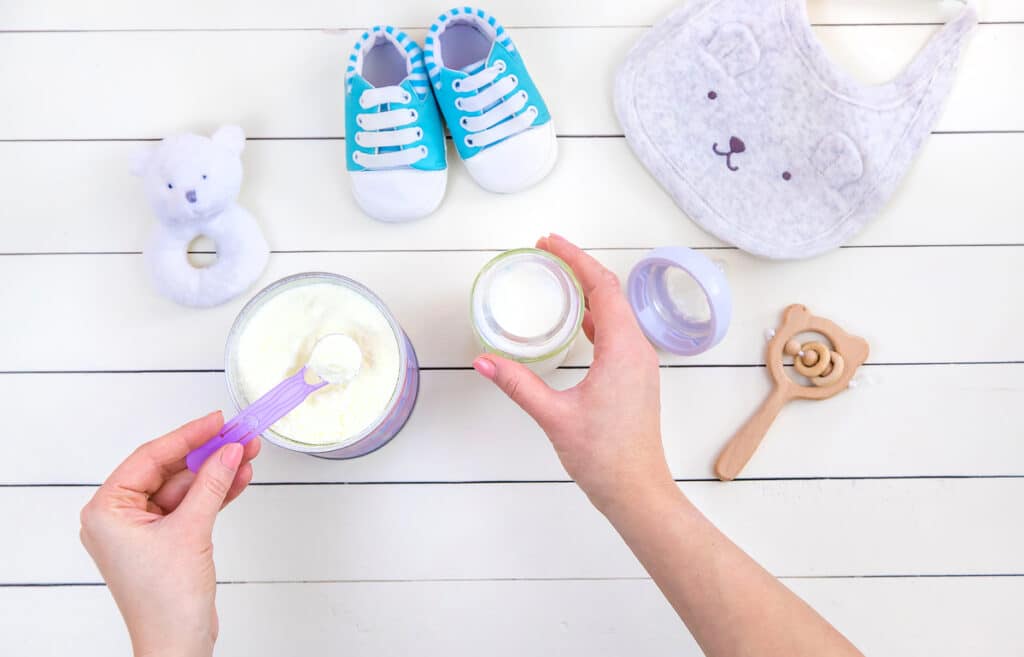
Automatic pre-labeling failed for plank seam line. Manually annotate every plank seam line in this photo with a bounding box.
[2,573,1022,588]
[3,243,1024,257]
[4,475,1023,487]
[2,361,1022,375]
[0,131,1021,143]
[0,21,1018,34]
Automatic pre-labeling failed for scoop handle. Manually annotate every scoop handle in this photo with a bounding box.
[186,368,327,472]
[714,388,789,481]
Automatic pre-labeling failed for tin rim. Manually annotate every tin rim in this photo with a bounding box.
[223,272,410,453]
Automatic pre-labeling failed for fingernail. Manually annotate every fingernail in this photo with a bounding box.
[473,356,497,380]
[220,442,243,468]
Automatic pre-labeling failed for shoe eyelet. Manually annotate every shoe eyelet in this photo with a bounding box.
[464,136,475,147]
[452,80,462,91]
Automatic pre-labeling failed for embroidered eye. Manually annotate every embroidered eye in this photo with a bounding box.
[167,183,174,189]
[707,91,718,100]
[202,174,208,180]
[782,171,792,181]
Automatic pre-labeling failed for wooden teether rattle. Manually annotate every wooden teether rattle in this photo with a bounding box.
[714,304,869,481]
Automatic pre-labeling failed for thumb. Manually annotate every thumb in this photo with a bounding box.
[473,355,565,428]
[174,442,243,534]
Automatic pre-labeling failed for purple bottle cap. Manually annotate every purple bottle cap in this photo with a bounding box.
[627,246,732,356]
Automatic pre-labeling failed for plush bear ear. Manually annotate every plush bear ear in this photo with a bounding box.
[129,145,156,177]
[707,23,761,77]
[212,125,246,155]
[813,133,864,189]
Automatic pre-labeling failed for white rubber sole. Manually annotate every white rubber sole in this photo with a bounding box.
[463,122,558,194]
[349,168,448,222]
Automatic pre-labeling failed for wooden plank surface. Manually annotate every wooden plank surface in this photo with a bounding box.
[0,0,1012,30]
[0,24,1017,139]
[3,364,1021,484]
[3,133,1022,254]
[1,577,1018,657]
[5,479,1021,584]
[1,247,1020,371]
[2,0,1020,654]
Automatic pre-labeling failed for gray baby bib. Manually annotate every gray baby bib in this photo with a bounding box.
[615,0,977,259]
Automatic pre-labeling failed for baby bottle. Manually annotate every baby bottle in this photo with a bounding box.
[471,248,584,375]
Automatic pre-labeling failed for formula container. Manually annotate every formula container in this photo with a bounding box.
[225,272,419,459]
[471,249,584,375]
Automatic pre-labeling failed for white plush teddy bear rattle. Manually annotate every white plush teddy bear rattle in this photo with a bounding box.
[131,125,269,307]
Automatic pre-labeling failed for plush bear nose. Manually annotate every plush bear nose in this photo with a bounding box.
[185,190,197,204]
[729,136,746,154]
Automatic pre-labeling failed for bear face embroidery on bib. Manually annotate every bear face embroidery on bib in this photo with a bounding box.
[615,0,976,259]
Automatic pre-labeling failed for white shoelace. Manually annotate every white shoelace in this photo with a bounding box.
[453,61,538,149]
[353,86,427,170]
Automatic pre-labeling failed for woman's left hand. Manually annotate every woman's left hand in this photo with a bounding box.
[79,412,260,657]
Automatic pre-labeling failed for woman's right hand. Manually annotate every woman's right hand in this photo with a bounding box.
[475,235,866,657]
[472,234,674,514]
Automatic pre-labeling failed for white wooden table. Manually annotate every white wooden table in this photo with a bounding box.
[1,1,1021,654]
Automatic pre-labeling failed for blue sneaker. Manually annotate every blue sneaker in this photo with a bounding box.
[345,26,447,222]
[424,7,557,194]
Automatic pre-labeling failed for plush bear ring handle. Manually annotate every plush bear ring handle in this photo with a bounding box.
[131,125,270,308]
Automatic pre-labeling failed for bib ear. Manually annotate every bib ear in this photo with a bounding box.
[812,133,864,189]
[706,23,761,77]
[212,125,246,155]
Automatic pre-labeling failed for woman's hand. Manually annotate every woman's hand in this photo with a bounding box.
[474,237,865,657]
[472,234,673,514]
[79,412,260,657]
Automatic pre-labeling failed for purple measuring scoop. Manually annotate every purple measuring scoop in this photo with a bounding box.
[186,331,363,471]
[185,367,328,472]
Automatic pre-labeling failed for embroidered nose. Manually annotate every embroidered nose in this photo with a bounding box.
[729,137,745,154]
[185,190,197,204]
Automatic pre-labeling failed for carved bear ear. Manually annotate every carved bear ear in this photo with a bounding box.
[812,133,864,189]
[129,145,156,177]
[782,304,812,325]
[212,125,246,155]
[707,23,761,77]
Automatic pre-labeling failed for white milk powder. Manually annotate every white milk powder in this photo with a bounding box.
[237,282,401,445]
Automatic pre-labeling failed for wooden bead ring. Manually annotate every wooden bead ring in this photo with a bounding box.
[811,351,845,387]
[793,341,831,378]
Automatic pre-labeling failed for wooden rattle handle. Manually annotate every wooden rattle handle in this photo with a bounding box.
[714,389,789,481]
